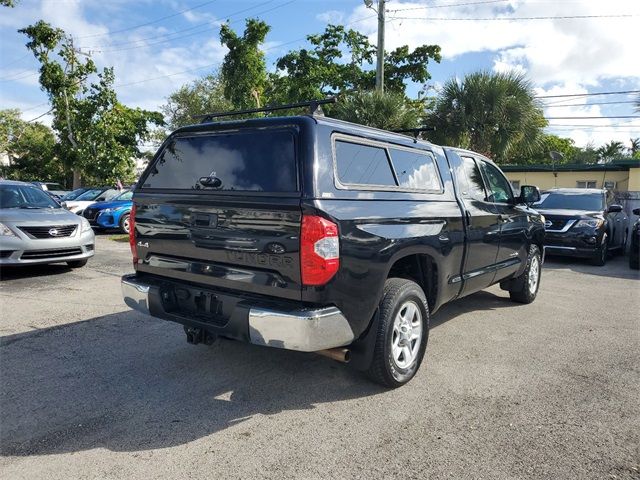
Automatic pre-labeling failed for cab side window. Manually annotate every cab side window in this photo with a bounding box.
[478,161,513,204]
[461,156,488,201]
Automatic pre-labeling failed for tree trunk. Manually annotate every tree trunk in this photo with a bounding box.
[72,169,82,189]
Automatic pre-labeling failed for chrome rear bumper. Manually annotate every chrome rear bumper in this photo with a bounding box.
[121,275,354,352]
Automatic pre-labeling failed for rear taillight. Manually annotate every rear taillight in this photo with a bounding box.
[129,204,138,268]
[301,215,339,286]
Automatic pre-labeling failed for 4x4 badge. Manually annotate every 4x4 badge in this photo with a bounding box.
[137,241,149,248]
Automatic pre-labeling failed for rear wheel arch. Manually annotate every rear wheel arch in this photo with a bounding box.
[386,253,438,312]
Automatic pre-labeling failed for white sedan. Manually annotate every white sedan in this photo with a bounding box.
[65,188,121,215]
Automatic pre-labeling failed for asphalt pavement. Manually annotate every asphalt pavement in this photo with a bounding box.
[1,235,639,479]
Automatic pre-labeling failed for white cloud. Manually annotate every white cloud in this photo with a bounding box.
[316,10,345,24]
[343,0,640,85]
[318,0,640,146]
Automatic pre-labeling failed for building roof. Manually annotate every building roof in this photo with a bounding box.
[501,159,640,172]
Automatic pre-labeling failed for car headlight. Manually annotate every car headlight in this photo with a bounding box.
[80,217,92,233]
[0,222,16,237]
[101,208,116,214]
[574,218,604,228]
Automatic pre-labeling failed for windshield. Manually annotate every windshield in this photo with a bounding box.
[61,188,86,200]
[0,184,61,209]
[112,190,133,201]
[76,188,105,201]
[535,192,604,211]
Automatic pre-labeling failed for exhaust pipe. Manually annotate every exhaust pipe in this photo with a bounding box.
[316,347,351,363]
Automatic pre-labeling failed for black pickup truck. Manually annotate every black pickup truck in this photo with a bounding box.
[122,112,545,387]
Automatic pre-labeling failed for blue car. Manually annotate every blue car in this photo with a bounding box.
[82,190,133,233]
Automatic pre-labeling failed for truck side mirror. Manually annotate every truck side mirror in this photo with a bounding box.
[519,185,541,205]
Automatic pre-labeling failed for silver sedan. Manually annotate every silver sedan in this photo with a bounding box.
[0,180,95,268]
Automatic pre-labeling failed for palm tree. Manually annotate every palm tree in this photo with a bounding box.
[596,140,625,162]
[427,71,545,163]
[630,137,640,155]
[332,90,420,131]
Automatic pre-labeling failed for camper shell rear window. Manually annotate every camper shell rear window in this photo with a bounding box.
[141,128,298,192]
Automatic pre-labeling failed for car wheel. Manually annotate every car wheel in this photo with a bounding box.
[67,259,88,268]
[366,278,429,388]
[119,213,131,234]
[509,244,542,304]
[592,235,608,266]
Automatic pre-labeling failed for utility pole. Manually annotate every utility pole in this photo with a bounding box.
[365,0,385,92]
[376,0,385,92]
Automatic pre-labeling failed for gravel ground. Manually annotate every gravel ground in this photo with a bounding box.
[1,235,639,480]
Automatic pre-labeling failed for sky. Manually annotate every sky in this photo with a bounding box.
[1,0,639,150]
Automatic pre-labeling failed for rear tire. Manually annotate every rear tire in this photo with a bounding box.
[67,259,88,268]
[366,278,429,388]
[509,245,541,304]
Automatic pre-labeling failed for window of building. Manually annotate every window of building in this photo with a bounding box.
[576,180,597,189]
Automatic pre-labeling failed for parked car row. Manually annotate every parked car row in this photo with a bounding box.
[0,180,95,268]
[533,188,630,266]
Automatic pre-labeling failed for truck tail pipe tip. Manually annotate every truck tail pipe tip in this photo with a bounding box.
[316,348,351,364]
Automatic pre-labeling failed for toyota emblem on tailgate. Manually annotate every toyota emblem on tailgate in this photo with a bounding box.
[48,228,59,236]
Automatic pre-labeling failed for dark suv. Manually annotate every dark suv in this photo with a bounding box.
[121,111,544,387]
[534,188,628,266]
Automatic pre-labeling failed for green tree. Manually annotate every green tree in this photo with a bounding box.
[219,19,270,109]
[1,0,17,7]
[20,21,162,186]
[269,24,441,104]
[332,90,420,130]
[596,140,625,162]
[427,71,546,163]
[0,109,60,182]
[573,143,599,165]
[161,72,232,129]
[509,133,578,165]
[628,137,639,155]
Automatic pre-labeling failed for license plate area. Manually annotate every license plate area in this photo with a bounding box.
[160,284,229,326]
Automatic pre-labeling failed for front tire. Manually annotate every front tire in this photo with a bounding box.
[509,245,542,304]
[367,278,429,388]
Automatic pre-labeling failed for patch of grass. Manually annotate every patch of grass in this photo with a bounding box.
[109,234,129,243]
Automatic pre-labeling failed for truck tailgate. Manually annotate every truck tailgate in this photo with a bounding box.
[134,194,302,300]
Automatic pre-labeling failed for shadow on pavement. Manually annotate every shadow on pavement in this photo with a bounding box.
[0,312,386,457]
[543,254,639,280]
[0,288,546,457]
[0,263,73,281]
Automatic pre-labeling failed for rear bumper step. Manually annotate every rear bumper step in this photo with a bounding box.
[121,274,354,352]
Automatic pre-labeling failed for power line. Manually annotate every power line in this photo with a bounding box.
[545,116,640,120]
[0,52,30,69]
[388,0,508,12]
[543,100,639,108]
[79,0,278,50]
[96,0,296,53]
[26,109,53,123]
[389,13,637,21]
[114,12,377,88]
[76,0,221,39]
[537,90,640,99]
